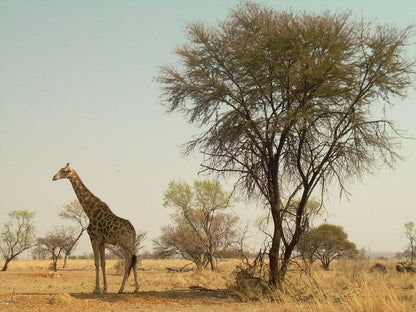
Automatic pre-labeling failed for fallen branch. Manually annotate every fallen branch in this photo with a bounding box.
[189,285,216,291]
[166,262,194,273]
[166,266,193,273]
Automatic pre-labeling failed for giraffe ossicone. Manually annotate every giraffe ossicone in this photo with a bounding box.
[53,163,140,294]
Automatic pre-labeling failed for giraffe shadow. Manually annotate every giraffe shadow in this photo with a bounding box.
[70,288,235,303]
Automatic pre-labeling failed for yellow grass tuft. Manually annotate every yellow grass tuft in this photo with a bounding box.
[48,293,73,305]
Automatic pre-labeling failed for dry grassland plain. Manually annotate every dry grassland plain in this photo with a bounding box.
[0,258,415,311]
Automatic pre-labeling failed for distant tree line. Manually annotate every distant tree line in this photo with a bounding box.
[0,182,413,275]
[0,201,146,271]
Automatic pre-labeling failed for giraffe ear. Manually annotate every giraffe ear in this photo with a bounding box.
[65,163,70,169]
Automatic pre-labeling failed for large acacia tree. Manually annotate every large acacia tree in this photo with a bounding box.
[158,2,414,287]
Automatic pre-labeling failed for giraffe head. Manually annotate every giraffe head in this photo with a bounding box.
[52,163,74,181]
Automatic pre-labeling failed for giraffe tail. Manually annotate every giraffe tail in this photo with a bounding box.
[128,255,137,277]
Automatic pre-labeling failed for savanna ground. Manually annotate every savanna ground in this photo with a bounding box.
[0,258,415,311]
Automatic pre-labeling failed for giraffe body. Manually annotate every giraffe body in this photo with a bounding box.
[53,163,139,294]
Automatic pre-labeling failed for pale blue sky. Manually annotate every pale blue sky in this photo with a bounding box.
[1,0,415,255]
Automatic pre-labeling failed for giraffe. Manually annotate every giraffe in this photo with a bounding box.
[52,163,139,294]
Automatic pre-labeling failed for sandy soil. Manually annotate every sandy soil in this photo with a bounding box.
[0,290,249,312]
[0,259,266,312]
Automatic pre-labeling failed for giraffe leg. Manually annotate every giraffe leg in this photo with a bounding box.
[91,242,101,294]
[99,244,107,294]
[118,254,131,294]
[132,255,139,294]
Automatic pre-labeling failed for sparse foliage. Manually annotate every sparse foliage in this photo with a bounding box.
[154,180,242,270]
[31,244,50,259]
[58,200,88,267]
[37,226,79,271]
[402,222,416,265]
[158,1,415,286]
[257,198,322,245]
[0,210,36,271]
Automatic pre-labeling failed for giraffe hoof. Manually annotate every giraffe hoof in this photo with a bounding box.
[93,288,100,294]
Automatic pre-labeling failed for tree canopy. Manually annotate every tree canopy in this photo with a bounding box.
[300,224,357,270]
[158,1,415,286]
[154,180,241,270]
[37,226,78,272]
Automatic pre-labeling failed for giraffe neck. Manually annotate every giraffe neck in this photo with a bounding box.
[67,170,106,219]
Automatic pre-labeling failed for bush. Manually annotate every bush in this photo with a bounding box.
[229,251,273,301]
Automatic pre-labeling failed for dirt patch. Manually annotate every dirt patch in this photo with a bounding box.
[1,289,240,312]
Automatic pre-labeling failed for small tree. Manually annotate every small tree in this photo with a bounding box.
[306,224,357,270]
[0,210,36,271]
[154,180,241,270]
[58,200,88,267]
[402,222,416,265]
[31,244,50,259]
[395,251,404,260]
[155,223,206,267]
[37,226,78,271]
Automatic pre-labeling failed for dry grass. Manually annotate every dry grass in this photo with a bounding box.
[0,258,415,311]
[274,260,416,311]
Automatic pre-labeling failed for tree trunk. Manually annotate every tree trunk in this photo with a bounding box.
[63,251,69,268]
[269,221,282,287]
[52,255,58,272]
[269,203,303,288]
[322,258,330,270]
[194,255,204,270]
[1,258,11,271]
